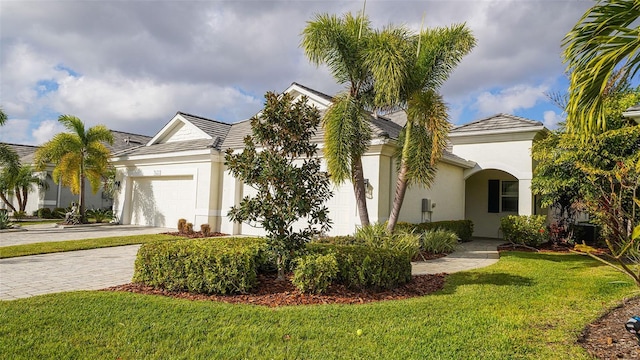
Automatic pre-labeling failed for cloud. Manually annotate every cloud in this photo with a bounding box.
[473,84,550,116]
[543,110,565,130]
[31,120,65,145]
[0,119,31,144]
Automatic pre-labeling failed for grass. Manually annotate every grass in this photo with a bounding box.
[12,219,60,226]
[0,251,635,359]
[0,234,179,258]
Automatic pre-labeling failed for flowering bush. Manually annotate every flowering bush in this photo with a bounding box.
[500,215,549,247]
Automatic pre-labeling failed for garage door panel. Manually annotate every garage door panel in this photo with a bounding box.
[129,176,195,227]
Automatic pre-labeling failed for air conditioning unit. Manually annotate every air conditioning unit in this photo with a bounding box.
[422,198,432,213]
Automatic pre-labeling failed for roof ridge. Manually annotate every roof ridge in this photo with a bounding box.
[109,129,153,138]
[290,82,334,101]
[177,111,231,126]
[0,142,40,149]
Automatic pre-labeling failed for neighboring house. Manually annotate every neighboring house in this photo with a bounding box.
[0,130,152,216]
[111,83,548,238]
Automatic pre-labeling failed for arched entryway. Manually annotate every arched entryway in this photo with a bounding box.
[465,169,531,238]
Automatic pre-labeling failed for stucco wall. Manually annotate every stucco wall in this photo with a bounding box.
[393,161,466,224]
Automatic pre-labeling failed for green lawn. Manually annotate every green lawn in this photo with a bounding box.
[0,234,179,258]
[13,219,60,226]
[0,252,634,359]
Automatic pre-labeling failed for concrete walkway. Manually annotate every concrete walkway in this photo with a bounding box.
[411,239,503,275]
[0,231,504,300]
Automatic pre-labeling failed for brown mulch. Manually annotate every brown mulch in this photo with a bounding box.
[163,231,228,238]
[579,297,640,359]
[105,273,447,307]
[412,250,447,261]
[497,241,575,253]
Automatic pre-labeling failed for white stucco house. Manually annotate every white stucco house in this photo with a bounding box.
[110,83,548,238]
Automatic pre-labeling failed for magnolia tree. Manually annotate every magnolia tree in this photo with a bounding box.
[225,92,333,281]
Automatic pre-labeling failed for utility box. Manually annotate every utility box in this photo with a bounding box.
[422,198,432,213]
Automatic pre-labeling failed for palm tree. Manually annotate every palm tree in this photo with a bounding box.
[0,164,47,213]
[0,107,6,126]
[302,12,374,227]
[34,115,113,223]
[563,0,640,134]
[367,24,475,232]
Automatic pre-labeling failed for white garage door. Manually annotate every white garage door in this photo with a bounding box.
[129,176,195,228]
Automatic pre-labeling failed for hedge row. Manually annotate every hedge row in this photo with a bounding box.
[396,220,474,242]
[133,237,267,295]
[307,243,412,291]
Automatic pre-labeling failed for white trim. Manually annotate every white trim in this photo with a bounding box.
[284,83,333,109]
[464,162,532,180]
[195,209,222,217]
[623,110,640,123]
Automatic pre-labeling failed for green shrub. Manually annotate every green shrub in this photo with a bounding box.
[37,207,52,219]
[87,208,113,223]
[0,210,12,230]
[500,215,548,247]
[133,237,267,295]
[12,211,26,221]
[52,207,66,219]
[354,223,420,259]
[292,253,338,294]
[397,220,474,242]
[307,243,411,290]
[422,229,459,254]
[314,235,359,245]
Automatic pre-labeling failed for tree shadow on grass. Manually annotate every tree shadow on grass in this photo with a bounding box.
[500,251,607,268]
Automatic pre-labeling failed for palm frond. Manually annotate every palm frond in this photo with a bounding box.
[563,0,640,134]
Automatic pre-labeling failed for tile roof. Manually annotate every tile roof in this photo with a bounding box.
[113,139,215,157]
[451,113,542,134]
[626,103,640,112]
[178,112,231,140]
[109,130,153,153]
[1,142,38,160]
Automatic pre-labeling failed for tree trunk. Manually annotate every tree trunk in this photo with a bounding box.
[20,186,29,212]
[387,161,410,233]
[387,119,413,233]
[15,186,24,213]
[276,253,285,282]
[352,156,370,227]
[0,192,17,213]
[79,171,86,223]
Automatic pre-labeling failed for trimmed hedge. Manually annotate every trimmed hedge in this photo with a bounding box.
[133,237,267,295]
[396,220,474,242]
[307,243,412,290]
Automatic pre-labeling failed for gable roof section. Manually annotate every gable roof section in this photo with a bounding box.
[451,113,543,135]
[1,142,38,160]
[109,130,153,153]
[147,112,231,146]
[623,103,640,123]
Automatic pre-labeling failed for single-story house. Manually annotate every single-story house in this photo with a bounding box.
[0,130,152,216]
[111,83,547,238]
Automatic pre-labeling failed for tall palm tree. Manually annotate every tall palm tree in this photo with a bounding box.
[563,0,640,134]
[366,24,476,232]
[302,12,374,227]
[34,115,113,222]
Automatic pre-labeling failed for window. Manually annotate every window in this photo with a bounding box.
[488,180,518,213]
[501,181,518,212]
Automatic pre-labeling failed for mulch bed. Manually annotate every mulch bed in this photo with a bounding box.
[579,297,640,359]
[163,231,228,238]
[497,241,575,253]
[105,273,447,307]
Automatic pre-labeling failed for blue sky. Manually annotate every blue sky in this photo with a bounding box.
[0,0,594,145]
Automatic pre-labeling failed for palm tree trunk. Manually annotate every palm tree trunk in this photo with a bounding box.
[387,119,413,233]
[0,192,17,212]
[387,161,410,233]
[352,156,370,227]
[79,171,86,223]
[21,186,29,212]
[15,186,24,213]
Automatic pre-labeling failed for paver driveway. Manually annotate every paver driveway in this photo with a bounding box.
[0,225,173,300]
